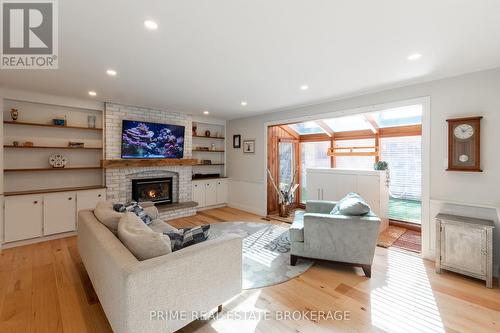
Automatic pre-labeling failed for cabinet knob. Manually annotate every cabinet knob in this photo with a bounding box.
[68,197,73,200]
[98,194,102,197]
[33,200,38,204]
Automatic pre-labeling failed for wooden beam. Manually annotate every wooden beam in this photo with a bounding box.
[363,114,379,134]
[379,124,421,137]
[314,120,334,137]
[299,133,331,142]
[280,125,300,139]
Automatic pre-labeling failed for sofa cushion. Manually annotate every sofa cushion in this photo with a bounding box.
[289,211,305,242]
[117,212,171,260]
[94,201,124,234]
[332,192,371,216]
[114,201,153,225]
[165,225,210,251]
[148,219,179,234]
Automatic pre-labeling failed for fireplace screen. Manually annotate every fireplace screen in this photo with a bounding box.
[132,177,173,204]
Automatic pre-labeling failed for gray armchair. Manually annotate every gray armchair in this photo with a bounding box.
[289,200,381,277]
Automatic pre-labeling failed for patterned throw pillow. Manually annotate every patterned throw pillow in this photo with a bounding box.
[165,225,210,252]
[114,201,153,225]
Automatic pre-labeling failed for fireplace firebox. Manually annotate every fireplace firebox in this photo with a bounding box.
[132,177,173,205]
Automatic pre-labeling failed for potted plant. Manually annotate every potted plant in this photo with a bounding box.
[267,169,299,217]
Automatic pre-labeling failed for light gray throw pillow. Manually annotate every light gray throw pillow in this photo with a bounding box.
[332,192,371,216]
[117,213,171,261]
[94,201,124,234]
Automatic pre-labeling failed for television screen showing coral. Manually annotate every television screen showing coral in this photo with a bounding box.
[121,120,185,159]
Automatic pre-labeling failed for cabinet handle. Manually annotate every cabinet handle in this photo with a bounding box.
[317,189,320,199]
[98,194,102,198]
[68,197,73,200]
[33,200,38,204]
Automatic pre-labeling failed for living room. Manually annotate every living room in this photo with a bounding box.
[1,1,500,333]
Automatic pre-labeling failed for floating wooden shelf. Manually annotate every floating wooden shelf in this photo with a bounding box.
[5,185,106,196]
[194,163,225,166]
[4,166,103,172]
[192,135,225,140]
[4,121,102,131]
[192,149,225,153]
[4,145,102,150]
[101,158,199,169]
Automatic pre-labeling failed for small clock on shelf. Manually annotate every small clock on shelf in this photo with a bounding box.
[446,116,482,172]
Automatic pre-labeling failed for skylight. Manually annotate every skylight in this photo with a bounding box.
[289,121,326,135]
[370,104,422,128]
[323,114,371,132]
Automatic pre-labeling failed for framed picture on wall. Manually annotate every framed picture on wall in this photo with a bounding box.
[233,135,241,148]
[243,139,255,154]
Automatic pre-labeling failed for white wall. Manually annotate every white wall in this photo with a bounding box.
[226,67,500,269]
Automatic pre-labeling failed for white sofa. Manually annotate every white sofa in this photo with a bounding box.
[77,207,242,333]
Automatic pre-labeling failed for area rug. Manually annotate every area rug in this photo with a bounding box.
[208,222,314,289]
[377,226,406,248]
[392,230,422,253]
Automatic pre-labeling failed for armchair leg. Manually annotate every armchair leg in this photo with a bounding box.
[217,305,223,313]
[290,255,298,266]
[361,265,372,278]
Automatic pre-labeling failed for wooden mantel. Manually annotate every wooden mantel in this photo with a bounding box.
[101,158,199,169]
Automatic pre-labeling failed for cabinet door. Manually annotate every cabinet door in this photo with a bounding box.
[4,195,43,242]
[441,223,486,276]
[77,189,106,212]
[356,175,380,215]
[192,182,205,207]
[44,192,77,235]
[306,172,322,200]
[323,174,357,201]
[205,180,217,206]
[216,179,228,204]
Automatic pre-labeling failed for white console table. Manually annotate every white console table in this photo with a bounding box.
[435,213,494,288]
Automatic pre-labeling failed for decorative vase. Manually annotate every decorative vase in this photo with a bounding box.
[278,203,289,218]
[49,154,68,168]
[87,115,96,128]
[10,108,19,121]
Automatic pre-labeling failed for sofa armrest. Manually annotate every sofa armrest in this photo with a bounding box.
[141,201,159,219]
[122,234,242,333]
[306,200,338,214]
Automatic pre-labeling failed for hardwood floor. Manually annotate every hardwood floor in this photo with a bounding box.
[1,207,499,332]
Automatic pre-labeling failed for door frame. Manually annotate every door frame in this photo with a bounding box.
[263,96,431,259]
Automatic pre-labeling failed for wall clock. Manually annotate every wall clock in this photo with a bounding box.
[446,116,482,172]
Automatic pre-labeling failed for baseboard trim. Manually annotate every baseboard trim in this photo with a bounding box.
[2,231,77,249]
[197,204,227,211]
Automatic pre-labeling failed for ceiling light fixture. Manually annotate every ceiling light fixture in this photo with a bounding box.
[144,20,158,30]
[203,110,209,115]
[88,91,97,97]
[241,101,248,106]
[300,85,309,90]
[407,53,422,61]
[106,69,117,76]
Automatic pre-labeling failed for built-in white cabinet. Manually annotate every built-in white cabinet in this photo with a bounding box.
[306,168,389,230]
[44,192,77,235]
[192,178,228,209]
[4,194,43,242]
[3,188,106,243]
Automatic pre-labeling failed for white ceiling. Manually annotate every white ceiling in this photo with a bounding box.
[1,0,500,119]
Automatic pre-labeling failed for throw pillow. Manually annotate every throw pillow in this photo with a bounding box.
[114,201,153,225]
[117,212,171,260]
[331,192,371,216]
[94,201,124,234]
[165,225,210,251]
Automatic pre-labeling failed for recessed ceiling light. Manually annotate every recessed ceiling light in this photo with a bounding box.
[88,91,97,97]
[106,69,117,76]
[203,110,209,115]
[241,101,248,106]
[407,53,422,61]
[300,85,309,90]
[144,20,158,30]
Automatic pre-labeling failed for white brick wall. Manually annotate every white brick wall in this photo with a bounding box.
[104,103,195,219]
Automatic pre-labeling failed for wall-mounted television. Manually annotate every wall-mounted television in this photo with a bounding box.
[121,120,185,159]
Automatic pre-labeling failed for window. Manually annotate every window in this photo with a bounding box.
[289,121,326,135]
[279,142,295,189]
[334,138,376,170]
[381,136,422,223]
[300,141,330,202]
[370,104,422,128]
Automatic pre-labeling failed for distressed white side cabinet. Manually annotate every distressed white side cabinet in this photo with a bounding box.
[435,213,494,288]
